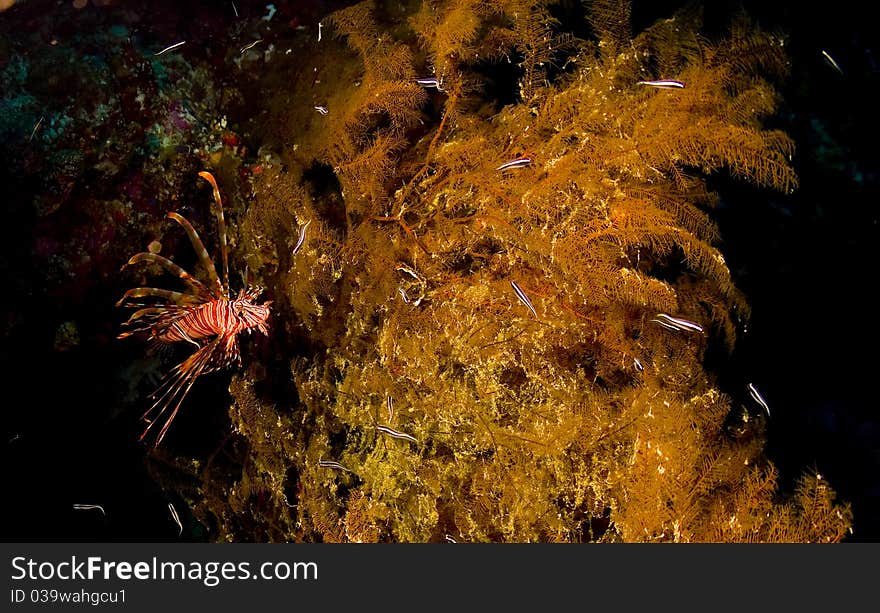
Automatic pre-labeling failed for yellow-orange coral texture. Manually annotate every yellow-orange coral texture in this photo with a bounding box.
[150,0,851,543]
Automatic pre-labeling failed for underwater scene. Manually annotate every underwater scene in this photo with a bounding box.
[1,0,877,542]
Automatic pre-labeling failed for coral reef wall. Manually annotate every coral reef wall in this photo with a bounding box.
[142,0,851,542]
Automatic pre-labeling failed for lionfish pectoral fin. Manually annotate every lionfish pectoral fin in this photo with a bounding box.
[139,338,220,447]
[118,306,195,340]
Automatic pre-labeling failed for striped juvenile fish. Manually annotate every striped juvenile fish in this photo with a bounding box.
[28,116,43,143]
[747,382,771,417]
[637,79,685,89]
[318,459,351,472]
[510,280,538,318]
[168,502,183,536]
[821,50,844,75]
[416,77,444,90]
[496,156,532,171]
[292,220,311,256]
[240,39,263,54]
[154,41,186,56]
[376,425,418,444]
[650,313,703,334]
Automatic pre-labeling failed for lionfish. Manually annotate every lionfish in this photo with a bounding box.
[116,171,271,446]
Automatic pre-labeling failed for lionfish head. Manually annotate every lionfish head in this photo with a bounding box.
[233,287,271,336]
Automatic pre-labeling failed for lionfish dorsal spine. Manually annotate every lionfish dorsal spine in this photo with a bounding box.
[166,212,223,299]
[198,171,230,299]
[116,286,205,307]
[124,252,214,300]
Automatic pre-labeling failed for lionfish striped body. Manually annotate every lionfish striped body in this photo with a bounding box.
[117,171,271,446]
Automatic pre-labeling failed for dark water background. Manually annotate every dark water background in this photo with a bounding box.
[1,0,877,541]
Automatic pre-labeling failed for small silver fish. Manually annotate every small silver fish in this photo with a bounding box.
[28,116,43,143]
[240,39,263,54]
[168,503,183,536]
[416,77,443,91]
[292,220,311,256]
[496,157,532,171]
[376,425,418,444]
[637,79,685,89]
[510,280,537,318]
[747,382,771,417]
[154,41,186,56]
[821,50,844,75]
[318,459,351,472]
[650,313,703,334]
